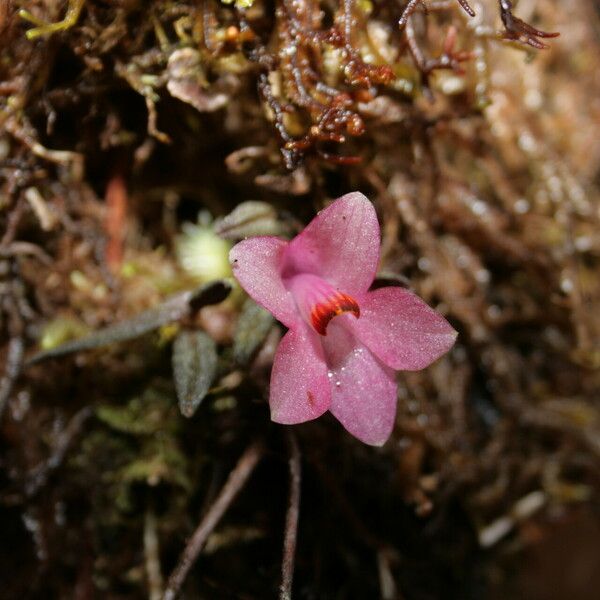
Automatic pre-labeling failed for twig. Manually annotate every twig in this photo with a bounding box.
[498,0,559,49]
[24,187,57,232]
[0,336,24,420]
[4,116,84,180]
[0,199,25,247]
[279,431,301,600]
[377,549,402,600]
[0,241,53,265]
[456,0,476,17]
[163,440,265,600]
[24,406,93,497]
[399,0,426,30]
[144,507,165,600]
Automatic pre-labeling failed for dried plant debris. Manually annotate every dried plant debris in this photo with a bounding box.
[1,0,599,598]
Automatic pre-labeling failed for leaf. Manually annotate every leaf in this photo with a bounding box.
[172,330,218,417]
[214,201,292,239]
[232,298,274,365]
[118,436,191,491]
[96,392,170,436]
[27,280,231,364]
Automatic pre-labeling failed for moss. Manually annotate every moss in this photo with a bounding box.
[1,0,599,597]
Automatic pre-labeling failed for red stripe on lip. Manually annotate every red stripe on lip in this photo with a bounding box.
[310,292,360,335]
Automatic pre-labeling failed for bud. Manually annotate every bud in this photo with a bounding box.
[176,212,232,283]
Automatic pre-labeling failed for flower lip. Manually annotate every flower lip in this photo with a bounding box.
[284,272,360,336]
[310,292,360,335]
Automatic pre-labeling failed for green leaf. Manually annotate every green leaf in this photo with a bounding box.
[96,389,174,435]
[233,299,274,365]
[172,330,218,417]
[118,437,191,491]
[214,201,291,239]
[28,280,231,364]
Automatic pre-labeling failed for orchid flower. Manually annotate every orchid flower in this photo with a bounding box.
[230,192,457,445]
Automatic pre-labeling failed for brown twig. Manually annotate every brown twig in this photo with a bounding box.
[0,336,25,420]
[456,0,476,17]
[405,18,472,77]
[163,440,265,600]
[144,507,165,600]
[498,0,559,49]
[24,406,94,497]
[0,241,53,265]
[279,431,301,600]
[399,0,427,30]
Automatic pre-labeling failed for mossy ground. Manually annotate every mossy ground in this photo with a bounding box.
[1,1,599,598]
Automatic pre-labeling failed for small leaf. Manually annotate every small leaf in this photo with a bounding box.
[27,280,231,364]
[214,201,292,239]
[96,396,166,436]
[172,330,218,417]
[117,436,191,490]
[233,299,274,365]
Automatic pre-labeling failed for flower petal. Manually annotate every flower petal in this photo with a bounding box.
[230,237,298,327]
[323,321,397,446]
[282,192,380,295]
[353,287,457,371]
[270,325,331,424]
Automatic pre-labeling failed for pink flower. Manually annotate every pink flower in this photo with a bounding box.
[230,192,457,445]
